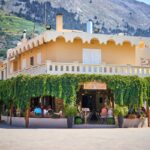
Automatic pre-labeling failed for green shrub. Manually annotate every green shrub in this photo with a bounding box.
[75,117,83,124]
[64,105,77,117]
[114,105,128,117]
[106,118,115,125]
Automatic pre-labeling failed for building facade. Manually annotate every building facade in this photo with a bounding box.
[0,14,150,80]
[1,14,150,127]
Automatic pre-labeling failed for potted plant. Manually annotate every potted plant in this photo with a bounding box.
[64,105,77,128]
[114,105,128,128]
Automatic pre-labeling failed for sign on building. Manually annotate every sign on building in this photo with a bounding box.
[83,82,107,90]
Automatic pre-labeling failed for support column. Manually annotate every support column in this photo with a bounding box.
[0,107,1,122]
[0,102,2,122]
[9,103,13,125]
[147,100,150,127]
[25,102,30,128]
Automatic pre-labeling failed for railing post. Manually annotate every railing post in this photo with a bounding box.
[141,68,144,77]
[131,67,135,75]
[111,66,115,74]
[46,60,52,74]
[127,66,131,75]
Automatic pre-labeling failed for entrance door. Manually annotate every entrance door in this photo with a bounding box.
[82,94,96,111]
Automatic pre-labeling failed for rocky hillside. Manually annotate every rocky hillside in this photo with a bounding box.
[0,0,150,58]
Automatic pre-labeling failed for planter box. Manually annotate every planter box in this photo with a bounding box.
[2,115,67,128]
[123,118,148,128]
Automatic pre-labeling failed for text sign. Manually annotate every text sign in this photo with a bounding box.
[83,82,107,90]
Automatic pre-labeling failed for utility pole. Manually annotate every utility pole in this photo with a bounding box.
[32,15,36,38]
[44,2,47,28]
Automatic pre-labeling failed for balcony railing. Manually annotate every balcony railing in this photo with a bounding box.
[47,61,150,77]
[8,64,47,78]
[8,61,150,78]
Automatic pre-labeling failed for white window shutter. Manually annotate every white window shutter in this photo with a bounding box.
[83,49,90,64]
[37,52,42,64]
[22,58,26,70]
[83,49,101,65]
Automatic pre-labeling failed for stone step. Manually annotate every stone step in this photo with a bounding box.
[73,124,117,128]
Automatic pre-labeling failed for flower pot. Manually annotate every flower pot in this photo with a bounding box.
[67,116,74,128]
[118,116,124,128]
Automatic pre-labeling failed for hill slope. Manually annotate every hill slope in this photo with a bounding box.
[0,10,44,58]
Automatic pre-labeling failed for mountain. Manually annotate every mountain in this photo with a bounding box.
[0,0,150,58]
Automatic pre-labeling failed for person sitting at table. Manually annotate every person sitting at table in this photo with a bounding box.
[43,106,48,117]
[47,105,53,115]
[107,107,113,118]
[100,104,108,124]
[34,105,42,117]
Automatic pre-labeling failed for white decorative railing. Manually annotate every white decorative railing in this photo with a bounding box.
[8,64,47,78]
[46,61,150,77]
[8,61,150,78]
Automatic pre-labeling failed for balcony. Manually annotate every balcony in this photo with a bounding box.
[8,64,47,78]
[8,61,150,78]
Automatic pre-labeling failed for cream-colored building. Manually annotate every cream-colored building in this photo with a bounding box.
[0,14,150,80]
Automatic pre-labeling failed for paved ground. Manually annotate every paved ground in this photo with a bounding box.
[0,123,150,150]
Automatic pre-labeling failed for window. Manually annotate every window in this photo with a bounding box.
[83,49,101,64]
[22,58,26,70]
[37,53,42,64]
[30,57,34,66]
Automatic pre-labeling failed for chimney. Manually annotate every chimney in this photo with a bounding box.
[87,20,93,34]
[23,30,27,39]
[56,13,63,32]
[22,29,27,43]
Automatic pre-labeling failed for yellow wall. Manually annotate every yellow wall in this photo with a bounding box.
[44,38,135,65]
[10,37,136,72]
[136,46,150,66]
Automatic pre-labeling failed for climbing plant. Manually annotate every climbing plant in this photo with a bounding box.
[145,76,150,106]
[0,74,149,109]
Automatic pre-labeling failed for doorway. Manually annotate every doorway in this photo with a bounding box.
[77,85,115,124]
[82,94,96,111]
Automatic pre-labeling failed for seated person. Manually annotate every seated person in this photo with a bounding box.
[54,110,63,118]
[43,107,48,116]
[100,105,108,124]
[107,108,113,118]
[34,106,42,117]
[47,106,53,114]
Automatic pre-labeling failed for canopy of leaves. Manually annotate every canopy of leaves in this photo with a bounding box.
[0,74,149,110]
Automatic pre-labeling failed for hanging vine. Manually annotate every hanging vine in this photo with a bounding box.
[0,74,149,109]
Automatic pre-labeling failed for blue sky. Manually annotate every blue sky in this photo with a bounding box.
[137,0,150,4]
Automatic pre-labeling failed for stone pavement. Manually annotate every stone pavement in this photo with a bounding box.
[0,123,150,150]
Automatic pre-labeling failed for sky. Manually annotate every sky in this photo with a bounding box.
[137,0,150,5]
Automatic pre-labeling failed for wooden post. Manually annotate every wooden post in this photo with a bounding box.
[147,100,150,127]
[0,103,2,122]
[25,102,30,128]
[0,110,1,122]
[9,103,13,125]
